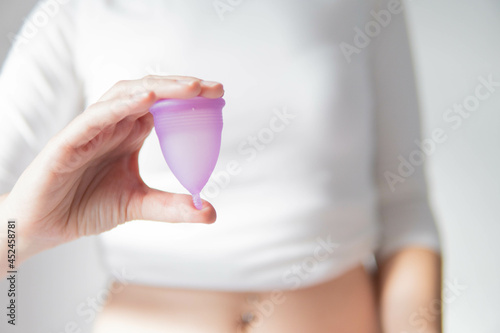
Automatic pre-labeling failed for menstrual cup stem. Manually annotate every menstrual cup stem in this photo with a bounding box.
[192,193,203,210]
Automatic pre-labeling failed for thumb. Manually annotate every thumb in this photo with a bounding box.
[127,187,216,224]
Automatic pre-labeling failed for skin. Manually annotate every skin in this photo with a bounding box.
[0,75,442,331]
[0,76,223,275]
[377,247,442,333]
[91,248,441,333]
[92,265,379,333]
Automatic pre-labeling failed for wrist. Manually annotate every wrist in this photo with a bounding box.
[0,193,45,275]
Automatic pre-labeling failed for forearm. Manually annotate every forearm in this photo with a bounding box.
[377,247,442,333]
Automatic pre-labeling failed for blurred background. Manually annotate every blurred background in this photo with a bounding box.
[0,0,499,332]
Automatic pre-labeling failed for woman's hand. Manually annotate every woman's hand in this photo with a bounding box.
[0,75,223,267]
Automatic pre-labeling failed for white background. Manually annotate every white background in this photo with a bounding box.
[0,0,499,332]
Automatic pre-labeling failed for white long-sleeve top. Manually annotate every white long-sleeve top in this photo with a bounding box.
[0,0,440,291]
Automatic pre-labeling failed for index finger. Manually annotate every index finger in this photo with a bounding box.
[97,76,223,102]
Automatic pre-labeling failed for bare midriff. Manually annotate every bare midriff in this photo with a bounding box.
[92,264,379,333]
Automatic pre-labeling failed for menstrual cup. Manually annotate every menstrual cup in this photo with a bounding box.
[149,97,225,210]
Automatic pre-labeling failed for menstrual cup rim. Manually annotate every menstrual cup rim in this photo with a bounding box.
[150,97,225,115]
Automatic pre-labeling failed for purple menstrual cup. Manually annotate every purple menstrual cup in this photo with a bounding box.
[149,97,225,210]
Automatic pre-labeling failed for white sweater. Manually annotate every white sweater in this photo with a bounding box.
[0,0,440,291]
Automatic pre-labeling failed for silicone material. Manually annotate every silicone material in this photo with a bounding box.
[150,97,225,210]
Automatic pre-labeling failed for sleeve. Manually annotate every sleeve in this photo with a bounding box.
[370,1,441,260]
[0,0,83,193]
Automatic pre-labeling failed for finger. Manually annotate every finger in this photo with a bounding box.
[200,81,224,98]
[59,90,157,148]
[163,75,203,81]
[127,188,217,224]
[98,76,203,102]
[61,76,210,148]
[159,77,224,98]
[164,77,224,98]
[121,113,155,150]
